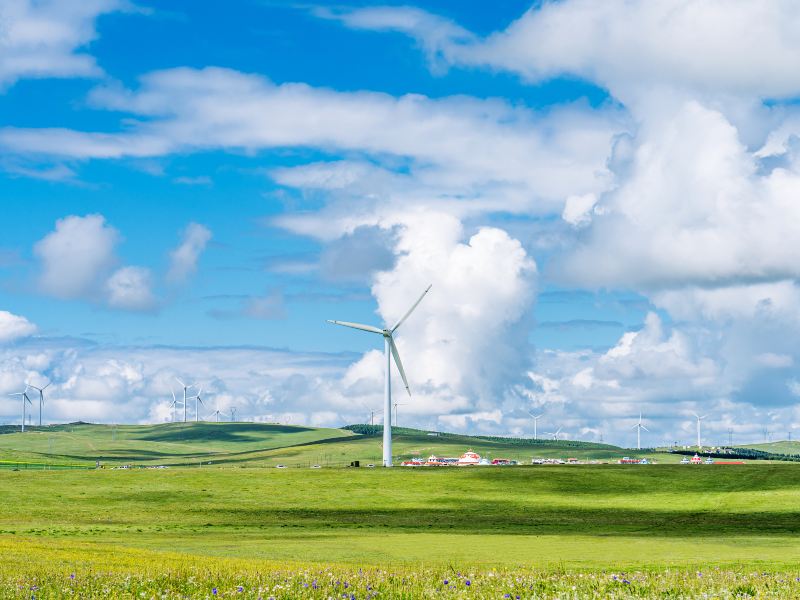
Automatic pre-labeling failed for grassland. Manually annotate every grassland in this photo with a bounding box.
[0,422,676,468]
[2,424,800,597]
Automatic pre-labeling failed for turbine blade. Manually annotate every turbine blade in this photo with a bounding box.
[327,320,383,335]
[43,382,51,390]
[176,377,186,388]
[631,423,638,430]
[389,337,411,396]
[391,284,432,332]
[172,389,176,402]
[641,425,650,432]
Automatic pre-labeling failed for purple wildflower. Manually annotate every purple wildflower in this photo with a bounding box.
[504,594,511,598]
[70,574,75,580]
[622,579,631,585]
[465,580,471,586]
[238,586,244,592]
[443,580,449,585]
[212,588,218,595]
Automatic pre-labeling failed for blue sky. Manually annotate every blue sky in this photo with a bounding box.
[2,1,800,446]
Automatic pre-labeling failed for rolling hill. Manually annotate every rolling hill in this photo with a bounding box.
[0,422,666,467]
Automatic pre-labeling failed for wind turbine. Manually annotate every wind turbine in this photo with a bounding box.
[362,405,383,427]
[527,411,543,439]
[631,412,649,450]
[230,406,238,422]
[329,284,432,467]
[191,388,204,422]
[25,382,50,427]
[693,413,707,449]
[9,387,33,432]
[545,427,562,441]
[392,402,407,428]
[175,378,196,423]
[207,408,228,422]
[169,389,182,423]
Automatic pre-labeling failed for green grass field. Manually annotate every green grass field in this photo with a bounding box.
[0,421,682,468]
[2,424,799,597]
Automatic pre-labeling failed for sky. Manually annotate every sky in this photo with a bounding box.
[2,0,800,447]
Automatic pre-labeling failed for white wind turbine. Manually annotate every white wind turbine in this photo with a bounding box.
[362,405,383,427]
[692,413,708,449]
[169,389,183,423]
[329,284,431,467]
[9,387,33,432]
[527,411,543,440]
[631,412,649,450]
[392,402,407,428]
[207,408,228,422]
[26,382,50,427]
[191,388,204,422]
[175,378,196,423]
[545,427,562,441]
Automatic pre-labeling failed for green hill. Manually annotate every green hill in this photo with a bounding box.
[0,421,669,468]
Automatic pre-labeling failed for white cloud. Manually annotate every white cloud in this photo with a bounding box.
[0,67,624,224]
[0,310,36,343]
[33,214,157,311]
[34,214,118,299]
[166,222,212,284]
[338,211,537,422]
[0,0,125,89]
[105,266,156,311]
[329,1,800,101]
[558,101,800,288]
[312,6,474,71]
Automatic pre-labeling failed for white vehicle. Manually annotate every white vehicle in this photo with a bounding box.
[366,463,376,468]
[275,464,287,469]
[310,464,321,469]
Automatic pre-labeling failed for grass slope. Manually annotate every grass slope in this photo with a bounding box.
[0,422,353,467]
[1,465,800,568]
[0,422,674,467]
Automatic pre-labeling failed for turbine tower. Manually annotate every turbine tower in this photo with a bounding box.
[329,284,431,467]
[527,411,543,439]
[230,406,238,422]
[367,406,382,426]
[693,413,707,449]
[26,382,50,427]
[393,402,407,428]
[175,378,196,423]
[9,388,32,432]
[191,388,204,422]
[631,412,649,450]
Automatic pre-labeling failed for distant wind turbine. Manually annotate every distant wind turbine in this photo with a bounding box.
[25,382,50,427]
[693,413,707,449]
[392,402,407,428]
[191,388,204,422]
[328,284,431,467]
[362,404,384,427]
[207,408,228,422]
[527,411,543,440]
[9,387,33,432]
[175,378,196,423]
[545,427,562,441]
[230,406,238,422]
[631,412,649,450]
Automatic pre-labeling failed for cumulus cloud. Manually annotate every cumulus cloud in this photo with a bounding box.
[336,211,537,427]
[105,266,156,311]
[0,0,125,89]
[34,214,118,299]
[166,222,212,284]
[0,310,36,343]
[557,101,800,289]
[33,214,156,311]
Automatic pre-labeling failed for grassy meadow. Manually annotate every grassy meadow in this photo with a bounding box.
[0,422,673,468]
[2,423,800,597]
